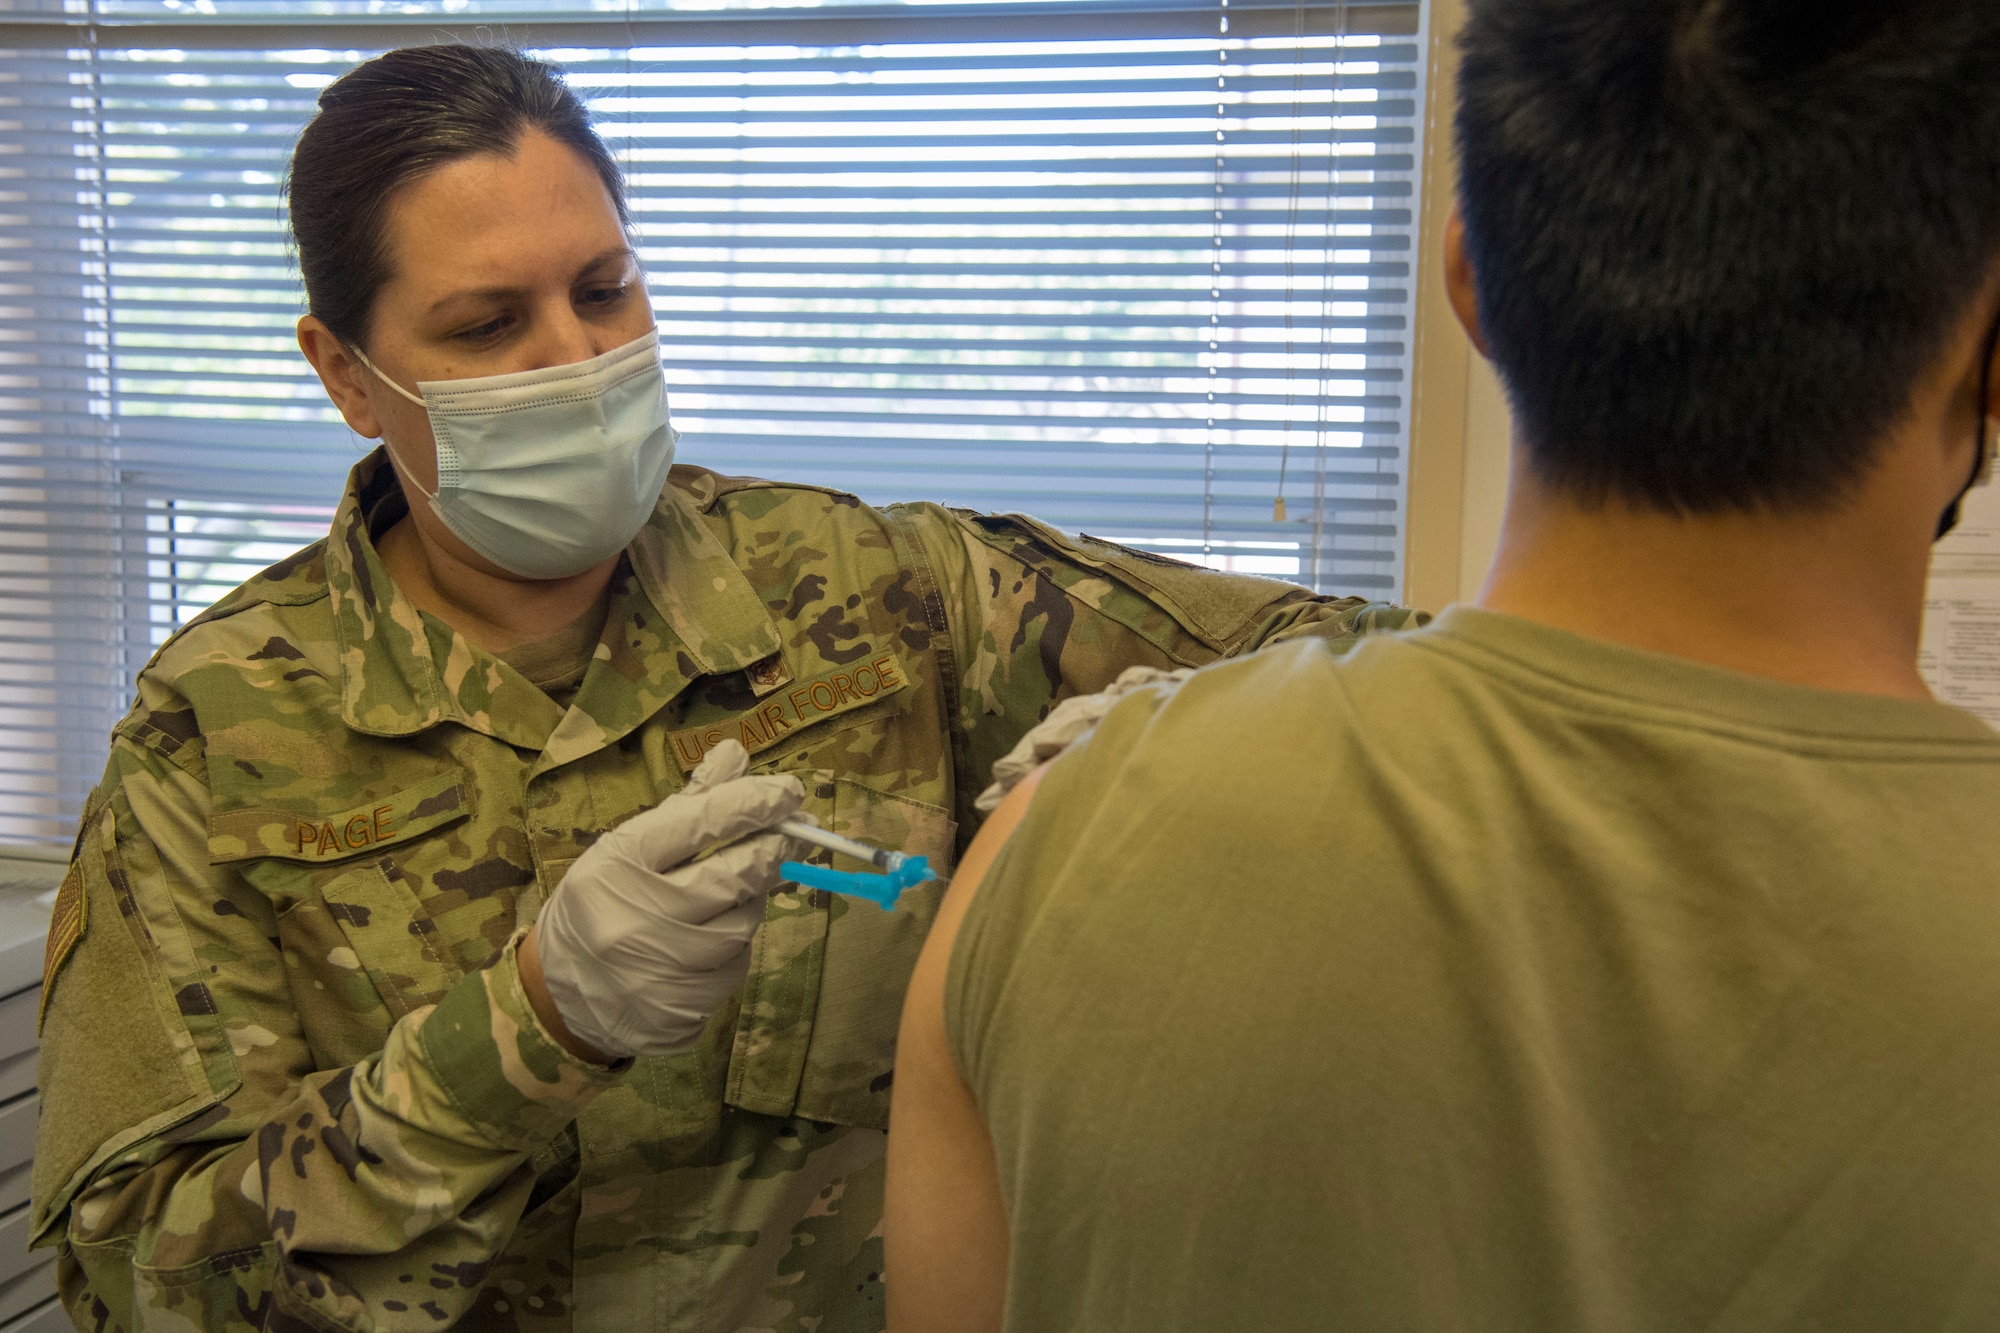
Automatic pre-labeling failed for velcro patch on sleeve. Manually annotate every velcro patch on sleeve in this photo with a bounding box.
[206,769,469,865]
[669,652,910,771]
[39,862,85,1032]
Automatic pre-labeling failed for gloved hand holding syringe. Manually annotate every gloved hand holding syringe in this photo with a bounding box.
[535,673,1150,1060]
[529,739,936,1062]
[671,803,937,912]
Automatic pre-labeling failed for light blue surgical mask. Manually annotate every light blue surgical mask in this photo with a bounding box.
[353,329,679,579]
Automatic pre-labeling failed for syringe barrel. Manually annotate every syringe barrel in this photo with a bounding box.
[777,818,894,872]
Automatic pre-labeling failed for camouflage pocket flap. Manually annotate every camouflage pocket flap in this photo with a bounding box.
[207,770,469,865]
[727,776,956,1130]
[317,861,462,1022]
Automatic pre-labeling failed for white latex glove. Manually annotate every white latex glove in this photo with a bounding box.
[975,665,1193,813]
[535,740,804,1058]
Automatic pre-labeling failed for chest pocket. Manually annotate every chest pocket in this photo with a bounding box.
[725,774,955,1130]
[212,771,475,1068]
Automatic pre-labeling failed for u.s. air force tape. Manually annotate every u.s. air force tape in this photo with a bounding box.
[669,652,909,771]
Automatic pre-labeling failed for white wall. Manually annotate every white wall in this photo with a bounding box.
[1403,0,1513,613]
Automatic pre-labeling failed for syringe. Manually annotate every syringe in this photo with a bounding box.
[776,818,935,911]
[777,818,919,875]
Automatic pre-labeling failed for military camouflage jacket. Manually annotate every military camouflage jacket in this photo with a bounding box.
[33,451,1416,1332]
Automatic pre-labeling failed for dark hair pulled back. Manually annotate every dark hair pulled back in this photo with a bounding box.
[286,44,628,351]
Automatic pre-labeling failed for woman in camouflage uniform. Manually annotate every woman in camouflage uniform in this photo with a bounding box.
[30,44,1412,1333]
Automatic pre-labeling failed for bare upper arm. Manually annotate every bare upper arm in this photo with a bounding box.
[885,764,1048,1333]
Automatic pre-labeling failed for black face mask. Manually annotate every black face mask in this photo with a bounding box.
[1936,311,2000,540]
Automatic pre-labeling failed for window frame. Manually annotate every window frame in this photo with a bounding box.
[0,0,1427,846]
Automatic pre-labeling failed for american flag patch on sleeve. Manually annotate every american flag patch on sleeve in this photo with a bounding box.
[39,861,85,1032]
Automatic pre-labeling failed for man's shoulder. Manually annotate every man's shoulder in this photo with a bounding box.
[1140,629,1424,718]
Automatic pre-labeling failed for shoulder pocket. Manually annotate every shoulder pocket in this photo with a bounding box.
[33,804,220,1242]
[206,770,468,866]
[963,512,1305,653]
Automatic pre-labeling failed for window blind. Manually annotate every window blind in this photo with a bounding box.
[0,0,1426,845]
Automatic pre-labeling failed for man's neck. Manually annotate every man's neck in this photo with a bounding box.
[1476,468,1938,702]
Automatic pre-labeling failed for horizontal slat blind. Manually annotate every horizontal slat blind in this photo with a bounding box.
[4,1,1409,27]
[0,0,1423,844]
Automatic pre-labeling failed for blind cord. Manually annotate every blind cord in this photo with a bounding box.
[1309,0,1352,594]
[1276,0,1308,525]
[1203,0,1229,564]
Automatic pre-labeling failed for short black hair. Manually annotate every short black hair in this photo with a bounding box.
[286,44,628,352]
[1456,0,2000,513]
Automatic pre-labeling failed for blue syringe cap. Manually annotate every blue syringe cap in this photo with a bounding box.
[781,856,936,911]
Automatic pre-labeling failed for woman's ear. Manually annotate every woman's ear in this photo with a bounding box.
[1444,207,1494,360]
[297,316,385,440]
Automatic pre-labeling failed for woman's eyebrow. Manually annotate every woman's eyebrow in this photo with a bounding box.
[422,248,638,316]
[575,246,639,279]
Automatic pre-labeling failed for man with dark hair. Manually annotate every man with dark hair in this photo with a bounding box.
[882,3,2000,1328]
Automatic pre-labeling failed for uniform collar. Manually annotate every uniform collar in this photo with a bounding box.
[630,470,784,681]
[325,453,460,739]
[326,451,782,765]
[538,473,783,773]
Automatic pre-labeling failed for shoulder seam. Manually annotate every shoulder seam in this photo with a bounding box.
[149,541,331,659]
[1403,631,1995,760]
[683,469,863,510]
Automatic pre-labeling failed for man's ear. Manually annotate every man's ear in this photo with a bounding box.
[1444,207,1494,360]
[1983,308,2000,431]
[1974,316,2000,493]
[297,316,385,440]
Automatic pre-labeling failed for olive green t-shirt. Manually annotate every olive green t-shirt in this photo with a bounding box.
[497,593,611,710]
[947,606,2000,1333]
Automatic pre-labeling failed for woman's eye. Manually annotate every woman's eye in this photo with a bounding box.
[581,283,631,309]
[455,316,511,343]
